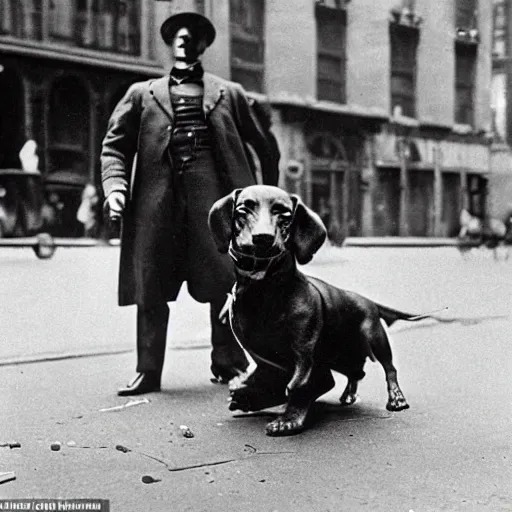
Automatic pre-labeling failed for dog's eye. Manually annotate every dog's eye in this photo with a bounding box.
[275,211,293,222]
[235,206,250,217]
[272,205,292,217]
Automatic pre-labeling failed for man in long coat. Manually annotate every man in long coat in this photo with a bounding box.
[101,12,279,396]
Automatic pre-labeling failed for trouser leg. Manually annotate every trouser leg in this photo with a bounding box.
[209,296,249,382]
[136,302,170,375]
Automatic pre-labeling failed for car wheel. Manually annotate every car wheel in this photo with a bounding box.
[33,232,56,259]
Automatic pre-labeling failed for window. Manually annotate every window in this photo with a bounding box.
[456,0,479,43]
[1,0,141,54]
[195,0,205,15]
[48,75,90,177]
[49,0,74,41]
[0,0,42,40]
[456,0,477,30]
[73,0,140,54]
[316,4,346,103]
[229,0,265,93]
[455,43,476,125]
[390,24,419,118]
[467,174,486,218]
[492,0,507,58]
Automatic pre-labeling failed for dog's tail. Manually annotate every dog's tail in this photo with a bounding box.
[376,304,452,327]
[376,304,508,328]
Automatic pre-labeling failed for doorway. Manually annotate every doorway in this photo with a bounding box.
[0,66,25,169]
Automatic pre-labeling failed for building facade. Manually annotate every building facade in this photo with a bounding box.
[490,0,512,219]
[0,0,494,238]
[262,0,493,240]
[0,0,177,235]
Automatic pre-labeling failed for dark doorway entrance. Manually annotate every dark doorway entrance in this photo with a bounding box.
[409,170,434,236]
[0,66,25,169]
[374,168,400,236]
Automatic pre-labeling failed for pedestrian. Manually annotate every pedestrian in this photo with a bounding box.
[19,140,39,173]
[76,183,99,237]
[101,11,280,396]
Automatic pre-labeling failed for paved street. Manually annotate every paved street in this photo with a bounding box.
[1,244,511,511]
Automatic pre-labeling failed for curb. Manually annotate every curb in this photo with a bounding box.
[0,340,211,367]
[0,347,133,367]
[342,237,476,248]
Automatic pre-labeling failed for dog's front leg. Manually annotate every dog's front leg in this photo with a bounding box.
[266,356,334,437]
[266,354,314,436]
[286,354,313,395]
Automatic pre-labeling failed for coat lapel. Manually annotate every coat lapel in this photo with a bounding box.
[149,76,174,122]
[203,72,225,118]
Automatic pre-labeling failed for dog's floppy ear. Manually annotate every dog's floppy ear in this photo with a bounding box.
[290,195,327,264]
[208,189,241,253]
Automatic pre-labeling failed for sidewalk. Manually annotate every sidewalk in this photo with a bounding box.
[0,235,477,252]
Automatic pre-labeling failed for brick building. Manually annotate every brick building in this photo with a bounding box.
[0,0,494,238]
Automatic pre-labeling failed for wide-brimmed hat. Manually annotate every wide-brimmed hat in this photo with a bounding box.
[160,12,216,47]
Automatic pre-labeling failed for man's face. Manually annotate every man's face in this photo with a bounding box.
[171,27,207,62]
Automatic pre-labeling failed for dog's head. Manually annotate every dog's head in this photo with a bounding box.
[208,185,327,268]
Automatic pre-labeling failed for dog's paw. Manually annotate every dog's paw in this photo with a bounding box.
[265,411,307,437]
[386,392,410,412]
[339,390,359,407]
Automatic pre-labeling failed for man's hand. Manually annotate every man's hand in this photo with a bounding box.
[106,191,126,221]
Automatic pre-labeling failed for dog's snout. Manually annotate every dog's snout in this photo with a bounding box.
[252,233,275,248]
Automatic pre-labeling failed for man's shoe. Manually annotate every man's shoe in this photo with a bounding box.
[117,372,161,396]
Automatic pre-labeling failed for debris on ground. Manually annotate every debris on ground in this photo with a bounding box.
[50,442,62,451]
[99,398,150,412]
[179,425,194,438]
[68,445,109,450]
[141,475,161,484]
[110,442,295,476]
[0,472,16,484]
[0,442,21,449]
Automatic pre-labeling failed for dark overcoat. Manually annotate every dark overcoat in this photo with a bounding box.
[101,73,279,307]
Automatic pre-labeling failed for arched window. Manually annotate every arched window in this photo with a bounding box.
[47,76,90,180]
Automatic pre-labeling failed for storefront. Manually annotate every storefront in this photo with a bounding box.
[272,102,384,243]
[272,105,491,241]
[373,127,490,237]
[0,53,153,236]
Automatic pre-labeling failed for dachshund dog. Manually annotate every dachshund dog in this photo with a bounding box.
[209,185,427,436]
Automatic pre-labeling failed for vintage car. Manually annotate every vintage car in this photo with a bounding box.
[0,168,55,258]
